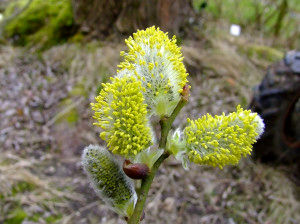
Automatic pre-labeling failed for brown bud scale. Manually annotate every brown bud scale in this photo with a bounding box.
[181,84,190,101]
[123,160,149,179]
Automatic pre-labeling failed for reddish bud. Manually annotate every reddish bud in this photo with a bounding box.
[123,160,149,179]
[181,84,190,101]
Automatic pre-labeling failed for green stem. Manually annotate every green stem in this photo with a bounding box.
[127,98,187,224]
[159,98,187,148]
[127,152,169,224]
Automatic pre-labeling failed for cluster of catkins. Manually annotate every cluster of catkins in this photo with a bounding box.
[82,26,265,218]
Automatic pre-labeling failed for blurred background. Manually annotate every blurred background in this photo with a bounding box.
[0,0,299,223]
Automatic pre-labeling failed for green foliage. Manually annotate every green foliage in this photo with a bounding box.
[11,181,36,195]
[204,0,257,25]
[4,0,74,48]
[70,83,88,98]
[5,208,27,224]
[193,0,300,47]
[45,214,63,223]
[28,213,42,222]
[240,44,284,62]
[57,98,79,124]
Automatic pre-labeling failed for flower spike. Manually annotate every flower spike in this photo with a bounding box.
[118,26,189,116]
[182,106,264,168]
[91,76,153,158]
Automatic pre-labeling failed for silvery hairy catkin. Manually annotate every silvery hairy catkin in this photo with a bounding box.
[82,145,137,217]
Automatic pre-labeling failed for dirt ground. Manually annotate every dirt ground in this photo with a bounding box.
[0,32,299,224]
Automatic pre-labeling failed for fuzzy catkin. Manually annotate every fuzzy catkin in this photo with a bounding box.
[184,106,264,168]
[118,26,188,116]
[91,76,153,157]
[82,145,137,217]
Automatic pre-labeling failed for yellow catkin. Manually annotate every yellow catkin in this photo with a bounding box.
[91,76,153,157]
[117,26,189,116]
[184,106,264,168]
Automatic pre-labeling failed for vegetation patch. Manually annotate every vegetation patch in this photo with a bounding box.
[193,0,300,48]
[238,43,284,68]
[5,208,28,224]
[3,0,75,48]
[0,153,71,224]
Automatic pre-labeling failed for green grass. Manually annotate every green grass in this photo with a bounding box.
[5,208,27,224]
[56,98,79,124]
[11,181,36,195]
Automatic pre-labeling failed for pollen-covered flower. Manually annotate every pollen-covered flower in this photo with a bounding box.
[91,76,153,157]
[183,106,264,168]
[117,26,188,116]
[82,145,137,217]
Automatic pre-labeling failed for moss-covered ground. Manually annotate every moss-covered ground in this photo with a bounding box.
[2,0,74,48]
